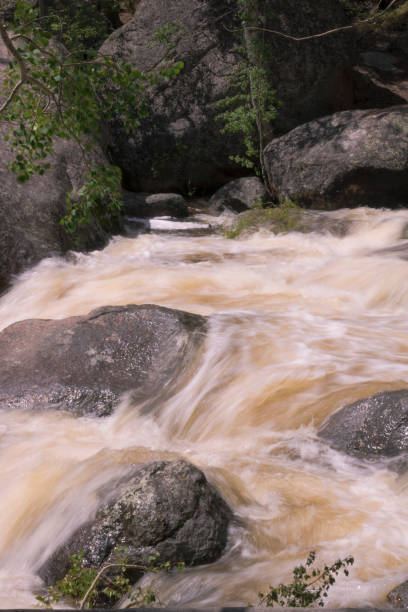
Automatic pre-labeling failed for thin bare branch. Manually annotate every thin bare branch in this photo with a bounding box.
[0,21,27,79]
[0,78,23,113]
[79,562,159,610]
[225,0,401,42]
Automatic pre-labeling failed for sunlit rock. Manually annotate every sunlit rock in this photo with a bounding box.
[318,389,408,471]
[264,105,408,210]
[39,459,232,600]
[0,304,206,416]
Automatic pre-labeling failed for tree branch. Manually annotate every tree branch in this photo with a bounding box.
[79,562,159,610]
[0,78,23,112]
[224,0,401,42]
[0,21,27,80]
[10,32,64,65]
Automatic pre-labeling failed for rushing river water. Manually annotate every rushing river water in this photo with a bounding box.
[1,206,408,608]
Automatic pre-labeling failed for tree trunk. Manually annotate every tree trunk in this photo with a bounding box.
[241,1,272,195]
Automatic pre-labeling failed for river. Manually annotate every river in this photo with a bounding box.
[1,206,408,607]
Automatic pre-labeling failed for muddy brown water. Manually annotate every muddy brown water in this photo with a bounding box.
[1,207,408,607]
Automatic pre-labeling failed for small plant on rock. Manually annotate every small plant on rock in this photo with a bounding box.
[225,198,301,238]
[36,549,184,609]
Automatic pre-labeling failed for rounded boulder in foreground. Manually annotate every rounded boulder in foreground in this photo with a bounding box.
[39,459,232,586]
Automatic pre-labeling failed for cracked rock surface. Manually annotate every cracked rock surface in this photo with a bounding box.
[39,459,232,586]
[0,304,206,416]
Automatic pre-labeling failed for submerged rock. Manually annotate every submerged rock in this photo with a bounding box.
[318,390,408,470]
[209,177,270,214]
[0,304,206,416]
[39,459,232,587]
[387,580,408,607]
[264,105,408,209]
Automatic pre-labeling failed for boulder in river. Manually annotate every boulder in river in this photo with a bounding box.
[39,459,232,591]
[208,177,270,215]
[0,304,206,417]
[264,105,408,210]
[318,389,408,470]
[122,190,189,218]
[387,579,408,607]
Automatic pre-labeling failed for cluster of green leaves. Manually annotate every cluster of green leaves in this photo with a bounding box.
[258,551,354,607]
[62,165,122,232]
[215,0,278,175]
[225,198,301,238]
[43,0,121,52]
[36,551,99,609]
[216,62,277,171]
[0,0,184,234]
[36,549,185,609]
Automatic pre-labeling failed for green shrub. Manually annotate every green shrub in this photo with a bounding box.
[258,551,354,607]
[36,550,184,609]
[224,198,301,238]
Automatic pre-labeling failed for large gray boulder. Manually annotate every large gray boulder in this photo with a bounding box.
[318,390,408,471]
[100,0,355,194]
[39,459,232,593]
[0,304,206,416]
[264,105,408,209]
[0,132,117,292]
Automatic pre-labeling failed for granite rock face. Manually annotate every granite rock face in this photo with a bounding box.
[264,106,408,209]
[0,29,118,294]
[0,304,206,416]
[100,0,355,194]
[39,459,232,589]
[318,389,408,470]
[0,134,116,293]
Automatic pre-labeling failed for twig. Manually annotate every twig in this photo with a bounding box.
[79,562,158,610]
[10,33,63,65]
[0,78,23,112]
[224,0,400,42]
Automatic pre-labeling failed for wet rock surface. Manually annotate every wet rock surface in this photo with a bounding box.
[387,579,408,607]
[0,304,206,416]
[39,459,232,586]
[265,106,408,210]
[209,177,269,214]
[122,191,189,218]
[318,390,408,470]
